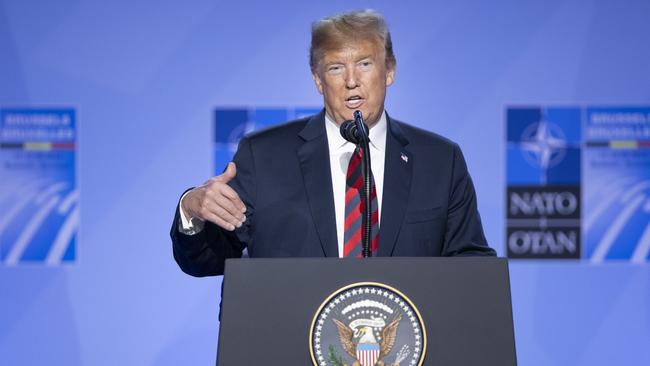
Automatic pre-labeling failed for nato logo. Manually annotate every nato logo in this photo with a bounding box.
[507,108,581,185]
[214,107,320,174]
[0,108,78,266]
[506,107,581,259]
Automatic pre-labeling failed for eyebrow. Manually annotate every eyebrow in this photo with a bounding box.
[323,54,375,67]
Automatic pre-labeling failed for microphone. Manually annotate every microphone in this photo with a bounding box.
[340,115,369,144]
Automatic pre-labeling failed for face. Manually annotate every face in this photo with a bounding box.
[312,39,395,126]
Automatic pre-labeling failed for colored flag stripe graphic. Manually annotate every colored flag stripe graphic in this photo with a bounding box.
[586,140,650,149]
[0,142,76,151]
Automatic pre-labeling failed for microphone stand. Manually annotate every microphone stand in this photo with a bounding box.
[353,111,372,258]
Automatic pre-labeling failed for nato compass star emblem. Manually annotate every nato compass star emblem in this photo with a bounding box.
[310,282,426,366]
[520,120,568,183]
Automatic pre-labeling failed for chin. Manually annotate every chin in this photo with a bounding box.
[342,112,356,122]
[350,110,371,121]
[361,111,377,125]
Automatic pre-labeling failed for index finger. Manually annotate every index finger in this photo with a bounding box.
[219,184,246,212]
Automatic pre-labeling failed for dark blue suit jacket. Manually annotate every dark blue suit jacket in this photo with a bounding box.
[171,111,495,276]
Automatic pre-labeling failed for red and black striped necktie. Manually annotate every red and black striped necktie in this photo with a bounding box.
[343,146,379,257]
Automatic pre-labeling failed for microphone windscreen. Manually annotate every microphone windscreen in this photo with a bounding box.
[340,120,360,144]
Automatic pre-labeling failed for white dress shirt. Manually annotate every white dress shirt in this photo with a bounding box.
[179,111,388,258]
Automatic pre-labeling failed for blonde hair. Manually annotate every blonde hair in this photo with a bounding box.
[310,9,396,72]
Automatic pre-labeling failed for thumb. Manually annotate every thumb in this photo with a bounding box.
[219,162,237,182]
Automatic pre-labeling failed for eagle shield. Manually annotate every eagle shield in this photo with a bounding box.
[356,343,380,366]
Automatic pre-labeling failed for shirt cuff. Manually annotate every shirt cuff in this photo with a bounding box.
[178,190,205,235]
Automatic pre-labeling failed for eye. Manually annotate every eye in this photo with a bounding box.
[358,60,373,70]
[327,65,343,74]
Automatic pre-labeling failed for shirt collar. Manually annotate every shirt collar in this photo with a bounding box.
[324,111,387,152]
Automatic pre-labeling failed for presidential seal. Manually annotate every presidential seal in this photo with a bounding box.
[310,282,426,366]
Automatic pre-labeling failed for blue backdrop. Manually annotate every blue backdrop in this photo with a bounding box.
[1,0,649,365]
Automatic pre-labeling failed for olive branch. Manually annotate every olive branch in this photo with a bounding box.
[328,345,345,366]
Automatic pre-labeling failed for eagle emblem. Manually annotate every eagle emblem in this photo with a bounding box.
[310,283,426,366]
[333,314,402,366]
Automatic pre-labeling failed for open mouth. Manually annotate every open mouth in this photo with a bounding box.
[345,95,364,108]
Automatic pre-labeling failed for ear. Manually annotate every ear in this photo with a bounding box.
[312,71,324,95]
[385,65,396,87]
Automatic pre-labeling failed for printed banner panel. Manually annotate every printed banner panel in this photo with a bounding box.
[583,107,650,263]
[0,108,78,266]
[506,107,582,259]
[506,106,650,262]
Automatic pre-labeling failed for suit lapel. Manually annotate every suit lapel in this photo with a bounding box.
[297,111,339,257]
[377,116,412,256]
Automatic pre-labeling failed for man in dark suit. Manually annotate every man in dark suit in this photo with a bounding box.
[171,10,495,277]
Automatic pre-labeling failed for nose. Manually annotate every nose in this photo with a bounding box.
[345,68,359,89]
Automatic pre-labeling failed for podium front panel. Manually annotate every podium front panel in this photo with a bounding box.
[217,257,516,366]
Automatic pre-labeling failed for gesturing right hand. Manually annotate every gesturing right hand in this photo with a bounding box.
[181,162,247,231]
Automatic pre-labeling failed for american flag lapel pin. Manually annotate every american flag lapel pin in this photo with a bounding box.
[400,152,408,163]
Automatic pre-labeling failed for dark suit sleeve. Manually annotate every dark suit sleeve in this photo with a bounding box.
[170,203,244,277]
[442,144,496,257]
[170,137,256,276]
